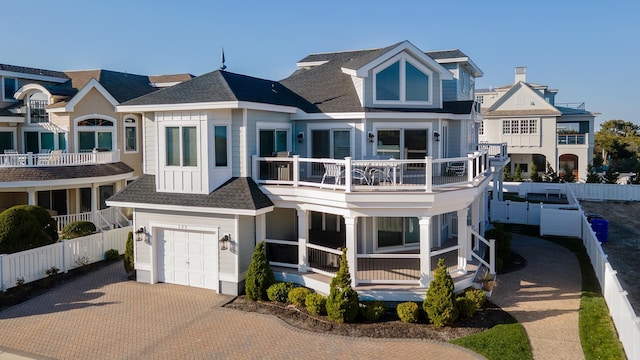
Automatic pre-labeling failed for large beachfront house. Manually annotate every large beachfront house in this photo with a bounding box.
[477,67,598,181]
[108,41,509,301]
[0,63,191,230]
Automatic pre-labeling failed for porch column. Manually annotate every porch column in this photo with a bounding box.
[479,190,487,235]
[255,213,266,246]
[27,188,36,205]
[91,183,99,215]
[457,208,469,270]
[419,216,432,287]
[344,216,357,287]
[471,198,480,259]
[297,209,308,272]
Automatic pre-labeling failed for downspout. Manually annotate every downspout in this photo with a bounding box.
[243,109,248,177]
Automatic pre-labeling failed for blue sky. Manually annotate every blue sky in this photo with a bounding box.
[3,0,638,127]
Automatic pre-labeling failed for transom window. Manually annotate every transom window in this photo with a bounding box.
[374,57,431,104]
[2,77,17,101]
[166,126,197,167]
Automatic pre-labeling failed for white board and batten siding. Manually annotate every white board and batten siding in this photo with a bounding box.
[143,112,156,175]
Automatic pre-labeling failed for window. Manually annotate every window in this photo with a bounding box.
[311,129,350,159]
[2,77,17,101]
[76,117,115,152]
[0,131,14,152]
[377,217,419,248]
[376,128,428,159]
[478,122,484,136]
[124,117,137,153]
[476,95,484,104]
[24,131,57,153]
[374,57,431,104]
[259,129,288,157]
[166,126,197,167]
[214,125,227,167]
[502,119,537,135]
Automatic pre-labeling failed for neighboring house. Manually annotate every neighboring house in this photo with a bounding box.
[108,40,509,301]
[0,64,192,230]
[477,67,598,181]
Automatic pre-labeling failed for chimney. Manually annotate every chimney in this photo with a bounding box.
[515,66,526,83]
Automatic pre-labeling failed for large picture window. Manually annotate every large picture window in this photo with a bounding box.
[374,57,431,104]
[311,129,350,159]
[76,117,115,152]
[377,217,419,248]
[166,126,197,167]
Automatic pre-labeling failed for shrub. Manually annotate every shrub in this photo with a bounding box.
[397,302,420,323]
[456,297,477,319]
[15,277,25,287]
[75,256,91,267]
[484,222,512,272]
[245,241,275,301]
[0,205,58,253]
[104,249,120,261]
[45,266,59,277]
[305,293,327,315]
[124,231,134,274]
[360,300,386,322]
[267,282,294,302]
[423,258,458,327]
[465,288,487,310]
[288,287,311,307]
[326,248,359,323]
[61,221,96,239]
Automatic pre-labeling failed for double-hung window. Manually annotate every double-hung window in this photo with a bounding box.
[166,126,197,167]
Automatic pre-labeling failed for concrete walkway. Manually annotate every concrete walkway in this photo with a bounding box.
[491,233,585,360]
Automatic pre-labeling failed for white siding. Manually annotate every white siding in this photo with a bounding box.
[143,112,156,175]
[237,215,256,275]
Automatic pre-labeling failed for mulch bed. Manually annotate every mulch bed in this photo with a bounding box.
[224,251,526,341]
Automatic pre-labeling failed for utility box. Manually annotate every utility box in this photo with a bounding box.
[590,218,608,243]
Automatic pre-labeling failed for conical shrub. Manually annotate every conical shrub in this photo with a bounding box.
[245,241,275,301]
[423,258,458,327]
[326,248,359,323]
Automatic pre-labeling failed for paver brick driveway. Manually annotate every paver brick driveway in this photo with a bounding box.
[0,263,483,360]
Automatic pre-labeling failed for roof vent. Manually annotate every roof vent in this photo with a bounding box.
[515,66,526,83]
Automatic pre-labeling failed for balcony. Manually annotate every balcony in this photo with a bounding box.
[252,145,507,193]
[0,149,120,167]
[557,133,587,145]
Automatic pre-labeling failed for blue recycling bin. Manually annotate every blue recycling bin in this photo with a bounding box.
[590,218,608,243]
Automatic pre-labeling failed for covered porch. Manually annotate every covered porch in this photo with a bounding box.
[261,203,495,302]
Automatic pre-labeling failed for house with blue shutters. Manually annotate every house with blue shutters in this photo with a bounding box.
[108,40,509,301]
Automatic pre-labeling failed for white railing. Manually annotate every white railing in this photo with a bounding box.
[356,253,420,284]
[478,142,509,161]
[53,208,131,233]
[0,150,120,167]
[252,150,490,193]
[470,227,496,275]
[0,226,131,291]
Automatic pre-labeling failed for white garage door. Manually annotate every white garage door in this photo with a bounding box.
[158,228,218,291]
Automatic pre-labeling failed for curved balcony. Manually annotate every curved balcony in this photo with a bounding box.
[0,149,120,167]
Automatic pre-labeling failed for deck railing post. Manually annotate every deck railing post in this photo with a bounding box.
[467,153,474,182]
[344,157,352,193]
[292,155,300,187]
[251,155,258,181]
[425,157,432,192]
[489,239,496,274]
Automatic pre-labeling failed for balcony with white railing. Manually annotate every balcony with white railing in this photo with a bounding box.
[0,149,120,168]
[252,149,493,193]
[557,133,588,145]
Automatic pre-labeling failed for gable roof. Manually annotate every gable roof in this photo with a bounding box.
[106,175,274,214]
[483,82,561,116]
[64,70,158,103]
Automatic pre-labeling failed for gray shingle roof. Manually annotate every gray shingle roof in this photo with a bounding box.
[425,49,468,60]
[0,64,69,79]
[107,175,273,211]
[64,70,159,103]
[0,162,133,183]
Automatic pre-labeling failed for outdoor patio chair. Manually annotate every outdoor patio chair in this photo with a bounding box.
[321,163,343,186]
[447,161,466,176]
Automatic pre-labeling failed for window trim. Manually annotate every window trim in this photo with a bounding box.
[256,121,291,157]
[501,119,538,135]
[372,53,433,106]
[123,115,139,154]
[372,122,433,159]
[212,122,230,168]
[307,123,354,159]
[163,124,199,168]
[74,114,117,152]
[2,77,18,101]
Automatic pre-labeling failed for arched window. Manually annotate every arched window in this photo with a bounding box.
[75,116,115,152]
[27,91,49,123]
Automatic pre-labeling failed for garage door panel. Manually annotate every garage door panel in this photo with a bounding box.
[158,228,218,291]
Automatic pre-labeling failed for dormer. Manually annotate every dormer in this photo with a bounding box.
[340,41,453,109]
[427,49,483,102]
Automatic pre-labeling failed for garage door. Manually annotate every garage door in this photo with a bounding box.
[158,228,218,291]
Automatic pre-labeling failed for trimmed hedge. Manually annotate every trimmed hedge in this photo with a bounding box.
[267,282,294,302]
[61,221,96,239]
[0,205,58,253]
[360,300,386,322]
[305,293,327,315]
[288,287,311,307]
[397,302,420,323]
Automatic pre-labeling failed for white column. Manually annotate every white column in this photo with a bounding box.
[479,190,487,235]
[457,208,469,270]
[297,209,308,272]
[255,213,266,245]
[419,216,432,287]
[91,183,99,214]
[344,216,357,287]
[471,199,480,259]
[27,188,36,205]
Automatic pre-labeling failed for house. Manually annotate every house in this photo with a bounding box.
[108,40,509,301]
[477,67,598,182]
[0,63,192,230]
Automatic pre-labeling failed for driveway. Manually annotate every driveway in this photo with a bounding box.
[0,263,482,360]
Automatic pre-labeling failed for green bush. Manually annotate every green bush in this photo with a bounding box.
[245,241,275,301]
[484,222,512,272]
[423,258,458,327]
[397,302,420,323]
[288,287,311,307]
[267,282,294,302]
[124,231,134,274]
[0,205,58,253]
[305,293,327,315]
[360,300,386,322]
[326,248,360,323]
[465,288,487,310]
[456,297,476,319]
[61,221,96,239]
[104,249,119,261]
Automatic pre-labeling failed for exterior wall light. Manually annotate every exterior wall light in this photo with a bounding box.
[135,226,146,242]
[433,131,440,142]
[297,132,304,143]
[219,234,230,250]
[368,131,375,143]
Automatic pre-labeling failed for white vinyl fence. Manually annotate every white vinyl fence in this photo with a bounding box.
[0,226,131,291]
